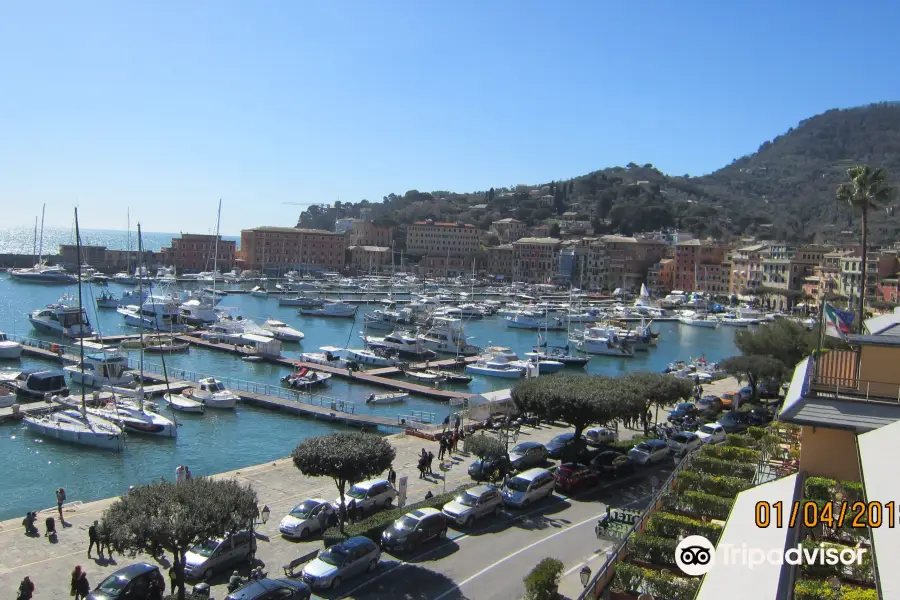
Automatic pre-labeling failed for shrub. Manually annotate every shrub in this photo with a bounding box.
[690,455,757,479]
[676,470,751,498]
[611,562,699,599]
[523,557,564,600]
[607,434,651,453]
[723,433,750,447]
[805,476,838,501]
[799,539,874,582]
[700,444,761,463]
[669,490,735,520]
[646,511,724,544]
[629,533,677,566]
[840,480,866,503]
[322,484,473,547]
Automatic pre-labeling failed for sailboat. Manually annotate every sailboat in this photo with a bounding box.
[23,209,126,452]
[10,206,78,284]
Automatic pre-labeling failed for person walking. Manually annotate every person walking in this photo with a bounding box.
[438,437,446,460]
[417,456,426,479]
[75,571,90,600]
[87,520,100,558]
[17,576,35,600]
[56,487,67,521]
[185,465,193,480]
[426,451,434,475]
[99,522,114,559]
[387,466,396,485]
[71,566,83,599]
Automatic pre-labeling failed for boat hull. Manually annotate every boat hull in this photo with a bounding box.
[164,394,205,413]
[678,318,718,328]
[345,349,397,367]
[465,365,524,379]
[575,341,635,357]
[0,343,24,359]
[298,309,357,318]
[23,411,124,452]
[65,369,134,388]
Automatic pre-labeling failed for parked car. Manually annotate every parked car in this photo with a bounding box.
[544,432,585,459]
[584,427,617,447]
[501,467,555,508]
[224,578,311,600]
[301,536,380,590]
[589,451,636,478]
[184,530,256,581]
[442,484,503,527]
[381,507,449,552]
[553,463,600,493]
[667,431,702,456]
[695,423,726,444]
[697,395,723,413]
[667,403,697,421]
[279,498,336,539]
[333,479,397,516]
[468,454,512,481]
[748,407,774,425]
[507,442,549,470]
[628,439,670,465]
[718,411,751,434]
[720,391,739,409]
[87,563,165,600]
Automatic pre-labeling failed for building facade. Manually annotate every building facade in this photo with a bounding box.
[490,218,526,243]
[347,221,393,248]
[487,244,514,280]
[728,243,769,296]
[600,235,667,293]
[512,237,561,284]
[347,246,391,273]
[161,233,235,273]
[673,239,727,293]
[239,226,346,273]
[406,220,481,256]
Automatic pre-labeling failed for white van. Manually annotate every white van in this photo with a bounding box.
[501,468,555,508]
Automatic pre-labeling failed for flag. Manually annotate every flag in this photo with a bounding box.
[823,303,854,339]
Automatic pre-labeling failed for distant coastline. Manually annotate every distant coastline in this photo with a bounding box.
[0,227,241,254]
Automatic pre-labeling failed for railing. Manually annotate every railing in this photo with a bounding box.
[577,452,693,600]
[397,410,436,426]
[810,376,900,404]
[8,333,72,354]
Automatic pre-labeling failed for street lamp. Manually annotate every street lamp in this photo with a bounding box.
[579,565,591,587]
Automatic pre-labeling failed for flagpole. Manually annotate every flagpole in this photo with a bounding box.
[814,294,826,380]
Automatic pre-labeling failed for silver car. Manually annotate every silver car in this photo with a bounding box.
[301,536,380,590]
[333,479,397,516]
[442,484,503,527]
[279,498,336,539]
[183,530,256,581]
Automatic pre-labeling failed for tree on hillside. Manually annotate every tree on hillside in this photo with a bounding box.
[621,372,694,433]
[549,223,561,238]
[720,355,786,402]
[101,478,258,600]
[836,165,893,330]
[734,319,817,370]
[291,432,396,533]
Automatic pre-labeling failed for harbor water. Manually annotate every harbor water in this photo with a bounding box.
[0,272,740,521]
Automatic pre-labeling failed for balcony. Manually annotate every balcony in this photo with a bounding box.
[805,349,900,404]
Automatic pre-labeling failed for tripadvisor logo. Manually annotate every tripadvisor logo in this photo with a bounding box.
[674,535,868,577]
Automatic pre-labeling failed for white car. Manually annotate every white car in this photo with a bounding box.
[333,479,397,517]
[696,423,726,445]
[279,498,336,539]
[667,432,702,456]
[627,440,670,465]
[584,427,617,447]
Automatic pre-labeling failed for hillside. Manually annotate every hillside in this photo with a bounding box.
[297,103,900,244]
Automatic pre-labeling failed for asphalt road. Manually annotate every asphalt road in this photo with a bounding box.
[300,462,675,600]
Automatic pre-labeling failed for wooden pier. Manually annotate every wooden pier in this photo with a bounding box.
[0,393,114,424]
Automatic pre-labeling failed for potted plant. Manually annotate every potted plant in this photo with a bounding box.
[524,557,565,600]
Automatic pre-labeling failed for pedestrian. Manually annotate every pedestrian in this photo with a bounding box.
[149,576,163,600]
[387,466,396,485]
[646,410,652,426]
[100,522,114,559]
[347,498,358,522]
[426,451,434,475]
[424,490,434,500]
[87,520,100,558]
[56,487,67,521]
[22,511,38,536]
[451,430,459,453]
[454,414,461,433]
[75,571,90,599]
[417,456,426,479]
[17,576,35,600]
[420,448,427,460]
[71,566,83,599]
[168,566,177,591]
[438,437,446,460]
[185,465,192,480]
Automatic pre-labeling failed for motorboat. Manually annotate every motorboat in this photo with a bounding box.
[505,311,566,330]
[250,286,268,298]
[5,370,70,401]
[29,302,94,338]
[23,407,125,452]
[518,354,566,374]
[465,355,531,379]
[182,377,240,409]
[300,346,350,368]
[278,295,324,308]
[0,333,24,359]
[571,327,635,357]
[565,308,606,323]
[281,368,331,389]
[262,320,305,342]
[364,308,416,331]
[163,392,205,414]
[96,291,120,309]
[64,351,134,388]
[528,345,590,368]
[678,311,719,328]
[202,317,272,345]
[718,312,760,327]
[60,392,177,438]
[118,295,190,332]
[299,301,358,318]
[364,331,436,360]
[345,347,398,367]
[178,295,219,326]
[402,369,445,383]
[9,263,78,284]
[418,317,480,356]
[483,346,517,361]
[424,370,472,384]
[366,391,408,405]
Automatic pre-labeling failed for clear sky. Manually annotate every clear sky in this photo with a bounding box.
[1,1,898,234]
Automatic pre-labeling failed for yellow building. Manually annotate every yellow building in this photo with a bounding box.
[239,226,346,273]
[406,220,482,256]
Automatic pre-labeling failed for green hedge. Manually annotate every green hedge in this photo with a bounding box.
[668,490,735,520]
[676,470,752,498]
[322,484,474,547]
[794,580,877,600]
[798,539,874,582]
[805,476,838,501]
[610,562,700,600]
[646,511,724,544]
[628,533,677,566]
[523,557,564,600]
[607,434,651,453]
[700,444,761,463]
[723,433,751,447]
[841,481,865,504]
[690,455,757,479]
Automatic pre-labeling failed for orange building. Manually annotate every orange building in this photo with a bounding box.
[162,233,235,273]
[673,239,726,293]
[239,226,346,273]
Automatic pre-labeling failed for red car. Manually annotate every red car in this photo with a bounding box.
[553,463,600,493]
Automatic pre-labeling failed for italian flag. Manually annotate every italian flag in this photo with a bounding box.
[823,303,853,339]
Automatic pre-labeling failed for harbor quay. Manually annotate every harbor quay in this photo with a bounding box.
[0,421,582,599]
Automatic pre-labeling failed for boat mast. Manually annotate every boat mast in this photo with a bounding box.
[38,204,46,265]
[212,199,222,296]
[74,208,86,416]
[126,208,131,275]
[137,224,146,410]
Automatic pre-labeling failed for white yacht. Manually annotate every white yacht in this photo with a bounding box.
[572,327,635,357]
[363,308,415,331]
[24,407,125,452]
[678,311,719,328]
[182,377,239,409]
[9,263,78,284]
[96,290,120,309]
[366,391,408,405]
[64,351,134,387]
[262,320,305,342]
[163,392,205,414]
[299,300,358,318]
[29,302,94,338]
[505,311,566,330]
[66,392,177,437]
[345,347,399,367]
[363,330,435,360]
[202,317,272,345]
[249,285,268,298]
[483,346,517,361]
[465,354,532,379]
[278,294,324,308]
[300,346,350,368]
[118,295,190,332]
[0,333,24,359]
[418,317,480,356]
[178,292,220,326]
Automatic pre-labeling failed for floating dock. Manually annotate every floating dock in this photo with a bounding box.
[0,393,115,424]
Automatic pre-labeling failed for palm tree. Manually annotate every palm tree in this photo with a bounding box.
[836,165,893,332]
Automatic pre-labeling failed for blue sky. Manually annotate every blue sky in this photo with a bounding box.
[1,1,898,234]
